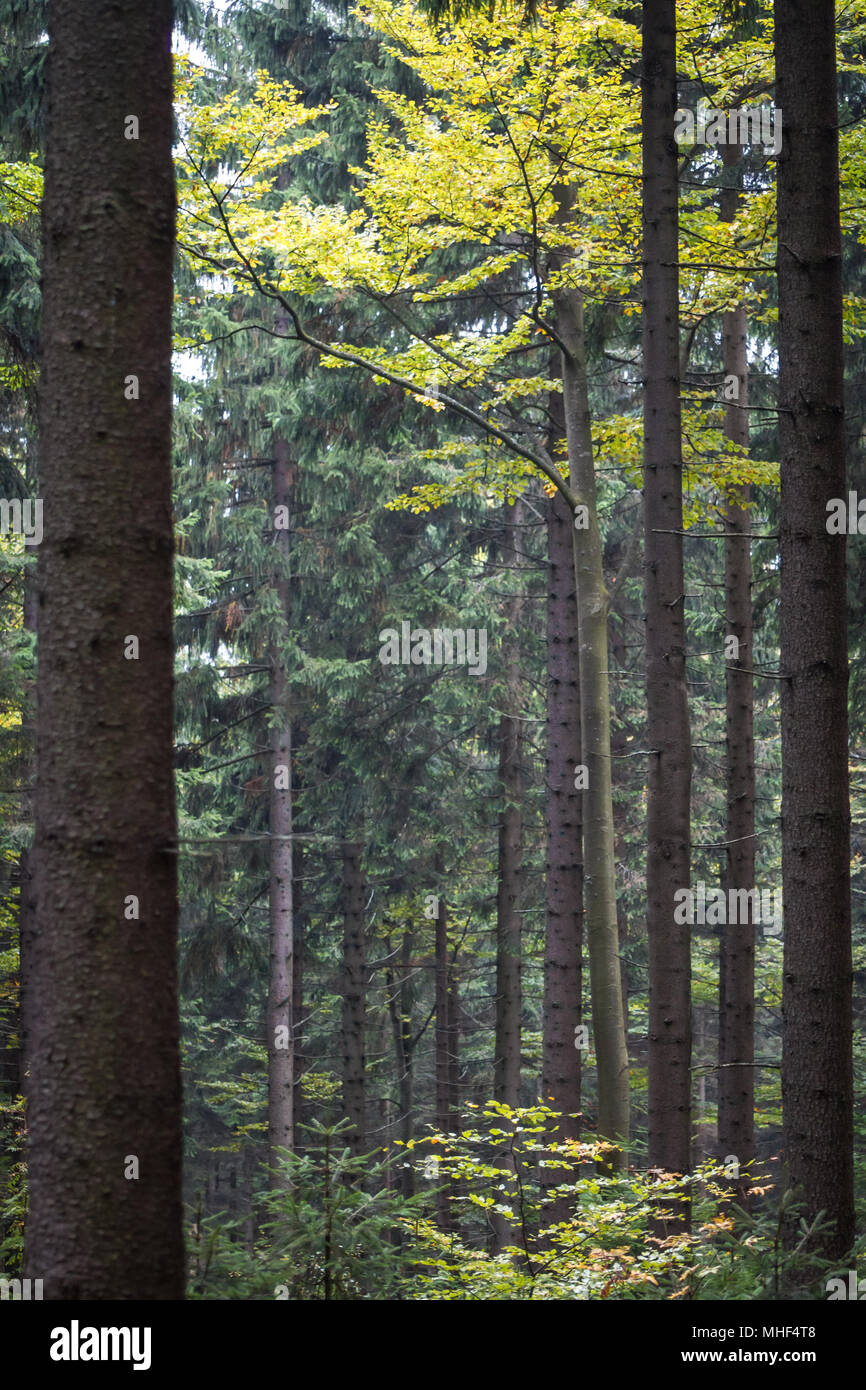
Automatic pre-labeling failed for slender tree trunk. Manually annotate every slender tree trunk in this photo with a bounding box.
[554,277,630,1161]
[341,841,367,1157]
[4,584,35,1116]
[717,146,755,1180]
[447,946,460,1127]
[641,0,692,1181]
[547,177,629,1160]
[267,437,294,1182]
[494,501,523,1109]
[293,835,306,1146]
[435,893,453,1130]
[491,502,524,1252]
[776,0,854,1258]
[541,464,584,1220]
[24,0,183,1297]
[386,927,414,1199]
[435,891,454,1227]
[542,454,583,1141]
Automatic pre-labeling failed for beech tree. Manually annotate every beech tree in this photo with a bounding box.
[4,0,864,1310]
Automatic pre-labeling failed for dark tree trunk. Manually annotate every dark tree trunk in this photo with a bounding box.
[717,146,755,1180]
[3,584,35,1118]
[447,947,460,1127]
[435,893,453,1132]
[434,892,454,1227]
[541,477,584,1221]
[542,473,583,1140]
[341,841,367,1157]
[494,501,523,1110]
[293,836,306,1145]
[491,501,523,1252]
[775,0,854,1258]
[386,928,414,1199]
[641,0,693,1181]
[267,437,294,1182]
[24,0,182,1297]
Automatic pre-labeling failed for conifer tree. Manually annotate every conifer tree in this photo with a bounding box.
[25,0,183,1297]
[776,0,854,1258]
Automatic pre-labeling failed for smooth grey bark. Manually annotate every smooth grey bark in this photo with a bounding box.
[554,273,630,1161]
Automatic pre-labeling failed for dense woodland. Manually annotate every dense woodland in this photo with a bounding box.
[0,0,865,1307]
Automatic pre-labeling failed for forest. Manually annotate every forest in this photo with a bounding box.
[0,0,865,1327]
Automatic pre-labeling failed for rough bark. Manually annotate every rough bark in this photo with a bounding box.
[542,468,583,1142]
[24,0,182,1297]
[435,894,453,1131]
[490,502,524,1252]
[386,927,414,1199]
[641,0,693,1179]
[717,146,755,1178]
[493,501,523,1110]
[341,841,367,1157]
[435,891,454,1227]
[447,947,460,1127]
[540,469,585,1221]
[267,437,294,1182]
[775,0,854,1258]
[293,836,306,1144]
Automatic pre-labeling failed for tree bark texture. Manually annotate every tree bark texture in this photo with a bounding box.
[24,0,182,1298]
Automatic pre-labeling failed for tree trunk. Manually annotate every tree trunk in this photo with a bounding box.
[24,0,182,1297]
[447,944,460,1127]
[491,502,524,1252]
[267,437,294,1182]
[293,836,306,1146]
[435,892,454,1227]
[386,927,415,1199]
[641,0,692,1182]
[555,281,630,1162]
[547,172,629,1161]
[341,841,367,1157]
[775,0,854,1258]
[717,145,755,1181]
[542,459,584,1141]
[541,466,584,1219]
[494,501,523,1110]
